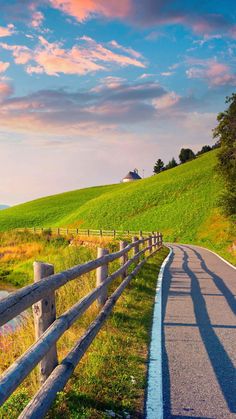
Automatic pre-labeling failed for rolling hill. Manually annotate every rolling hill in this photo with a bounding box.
[0,150,235,263]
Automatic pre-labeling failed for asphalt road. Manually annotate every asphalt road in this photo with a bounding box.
[162,244,236,419]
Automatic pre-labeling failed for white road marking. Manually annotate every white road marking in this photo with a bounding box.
[146,247,173,419]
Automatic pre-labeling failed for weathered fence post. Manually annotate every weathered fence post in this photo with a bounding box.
[149,235,152,254]
[160,233,163,247]
[132,236,139,265]
[120,241,128,278]
[155,232,158,249]
[96,248,109,306]
[152,233,156,252]
[33,262,58,385]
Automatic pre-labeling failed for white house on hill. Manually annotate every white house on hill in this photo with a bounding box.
[122,169,142,183]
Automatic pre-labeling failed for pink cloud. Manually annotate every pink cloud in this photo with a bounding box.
[0,43,32,64]
[0,1,235,39]
[0,62,10,73]
[1,36,145,77]
[0,81,13,99]
[108,40,142,59]
[31,11,44,28]
[186,59,236,86]
[0,24,15,37]
[153,92,180,109]
[49,0,132,22]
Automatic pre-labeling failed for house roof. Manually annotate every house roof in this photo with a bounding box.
[123,170,142,180]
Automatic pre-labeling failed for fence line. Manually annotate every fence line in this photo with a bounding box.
[0,233,163,417]
[15,227,156,238]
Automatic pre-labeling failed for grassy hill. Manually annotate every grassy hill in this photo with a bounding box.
[0,150,235,263]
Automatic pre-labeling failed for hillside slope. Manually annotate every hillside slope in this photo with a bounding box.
[0,150,235,263]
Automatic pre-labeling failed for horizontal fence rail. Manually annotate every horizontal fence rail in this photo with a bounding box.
[14,227,156,238]
[0,232,163,418]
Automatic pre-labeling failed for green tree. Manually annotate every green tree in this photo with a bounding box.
[179,148,195,163]
[153,159,165,174]
[196,145,212,156]
[165,158,178,170]
[213,93,236,215]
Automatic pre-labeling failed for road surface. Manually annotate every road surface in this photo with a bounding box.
[162,244,236,419]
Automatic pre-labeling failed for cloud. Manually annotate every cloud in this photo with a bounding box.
[0,81,13,99]
[0,80,173,136]
[0,62,10,73]
[49,0,132,22]
[31,11,44,28]
[48,0,235,37]
[153,92,180,109]
[0,24,15,37]
[1,0,234,37]
[108,40,142,59]
[1,36,145,76]
[161,71,174,77]
[186,59,236,86]
[138,73,156,79]
[0,43,32,64]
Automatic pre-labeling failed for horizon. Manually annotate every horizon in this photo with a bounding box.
[0,0,235,205]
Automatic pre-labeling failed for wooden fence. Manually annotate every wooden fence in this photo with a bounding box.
[0,233,163,418]
[15,227,156,238]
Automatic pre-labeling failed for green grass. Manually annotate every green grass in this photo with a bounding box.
[0,150,235,264]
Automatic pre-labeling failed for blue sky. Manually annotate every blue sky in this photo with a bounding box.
[0,0,236,204]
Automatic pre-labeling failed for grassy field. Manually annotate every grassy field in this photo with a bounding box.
[0,231,169,418]
[0,150,235,263]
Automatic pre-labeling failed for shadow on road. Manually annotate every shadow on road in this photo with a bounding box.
[184,245,236,316]
[162,245,236,418]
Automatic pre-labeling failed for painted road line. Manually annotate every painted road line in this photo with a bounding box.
[145,247,173,419]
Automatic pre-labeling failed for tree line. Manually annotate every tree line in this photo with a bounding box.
[153,144,214,174]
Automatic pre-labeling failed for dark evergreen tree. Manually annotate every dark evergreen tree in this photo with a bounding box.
[165,158,178,170]
[153,159,165,174]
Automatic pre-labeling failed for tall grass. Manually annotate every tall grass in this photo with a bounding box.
[0,231,169,418]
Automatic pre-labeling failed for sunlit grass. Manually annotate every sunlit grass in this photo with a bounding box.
[0,231,169,418]
[0,150,234,264]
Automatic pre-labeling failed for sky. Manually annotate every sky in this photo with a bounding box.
[0,0,236,205]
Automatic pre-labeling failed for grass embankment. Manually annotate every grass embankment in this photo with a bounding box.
[0,150,235,264]
[0,232,169,418]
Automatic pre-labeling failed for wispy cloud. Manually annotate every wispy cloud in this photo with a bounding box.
[0,24,15,37]
[0,62,10,73]
[1,35,145,76]
[186,58,236,86]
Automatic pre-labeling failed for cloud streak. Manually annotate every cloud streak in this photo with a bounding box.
[0,36,145,76]
[0,0,235,36]
[0,24,15,37]
[186,58,236,86]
